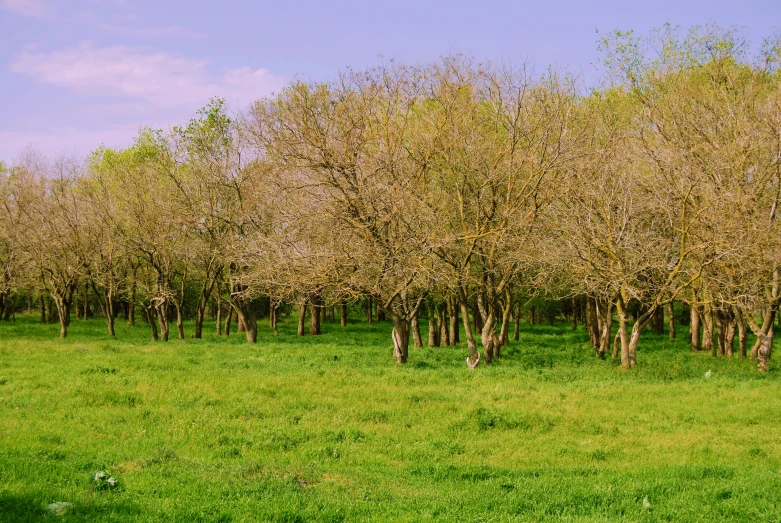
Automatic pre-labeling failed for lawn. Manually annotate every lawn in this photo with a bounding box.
[0,314,780,522]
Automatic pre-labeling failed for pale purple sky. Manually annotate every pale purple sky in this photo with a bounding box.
[1,0,780,163]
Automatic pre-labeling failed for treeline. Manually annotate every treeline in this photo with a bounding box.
[1,25,780,370]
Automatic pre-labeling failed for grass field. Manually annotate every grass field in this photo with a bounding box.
[1,313,780,522]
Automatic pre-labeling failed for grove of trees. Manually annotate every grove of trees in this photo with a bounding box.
[2,25,780,371]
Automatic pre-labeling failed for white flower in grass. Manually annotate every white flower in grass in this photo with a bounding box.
[705,370,712,378]
[642,496,651,510]
[107,477,118,488]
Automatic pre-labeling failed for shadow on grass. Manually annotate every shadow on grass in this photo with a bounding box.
[0,492,141,522]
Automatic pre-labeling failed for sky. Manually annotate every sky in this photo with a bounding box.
[1,0,780,164]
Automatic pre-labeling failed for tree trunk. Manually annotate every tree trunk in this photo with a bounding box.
[340,301,347,327]
[82,282,88,320]
[499,290,512,346]
[597,299,613,360]
[513,302,520,342]
[438,303,449,346]
[459,290,479,367]
[309,296,322,335]
[366,297,373,324]
[448,297,459,344]
[733,306,747,358]
[40,295,46,323]
[55,301,68,339]
[572,297,578,330]
[702,305,714,355]
[155,301,169,342]
[297,301,307,336]
[586,296,600,351]
[175,303,185,340]
[145,307,158,341]
[128,277,136,326]
[427,302,438,347]
[411,309,423,348]
[477,294,499,363]
[244,307,258,343]
[667,302,676,339]
[615,294,631,369]
[690,305,701,352]
[724,315,736,358]
[270,303,279,336]
[224,305,233,336]
[215,292,223,336]
[391,317,410,364]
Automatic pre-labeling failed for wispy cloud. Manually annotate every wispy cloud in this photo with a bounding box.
[1,0,50,17]
[98,23,204,39]
[10,42,287,107]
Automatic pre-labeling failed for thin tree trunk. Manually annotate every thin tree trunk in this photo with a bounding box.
[667,302,676,339]
[340,301,347,327]
[411,309,423,349]
[459,289,479,367]
[499,290,512,346]
[513,301,520,342]
[40,295,46,323]
[597,299,613,360]
[733,306,747,358]
[297,301,307,336]
[215,290,223,335]
[224,305,233,336]
[616,293,631,369]
[127,277,136,326]
[690,305,701,352]
[145,307,158,341]
[366,297,373,324]
[448,297,458,344]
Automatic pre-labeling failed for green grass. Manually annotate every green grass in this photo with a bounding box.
[1,314,780,522]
